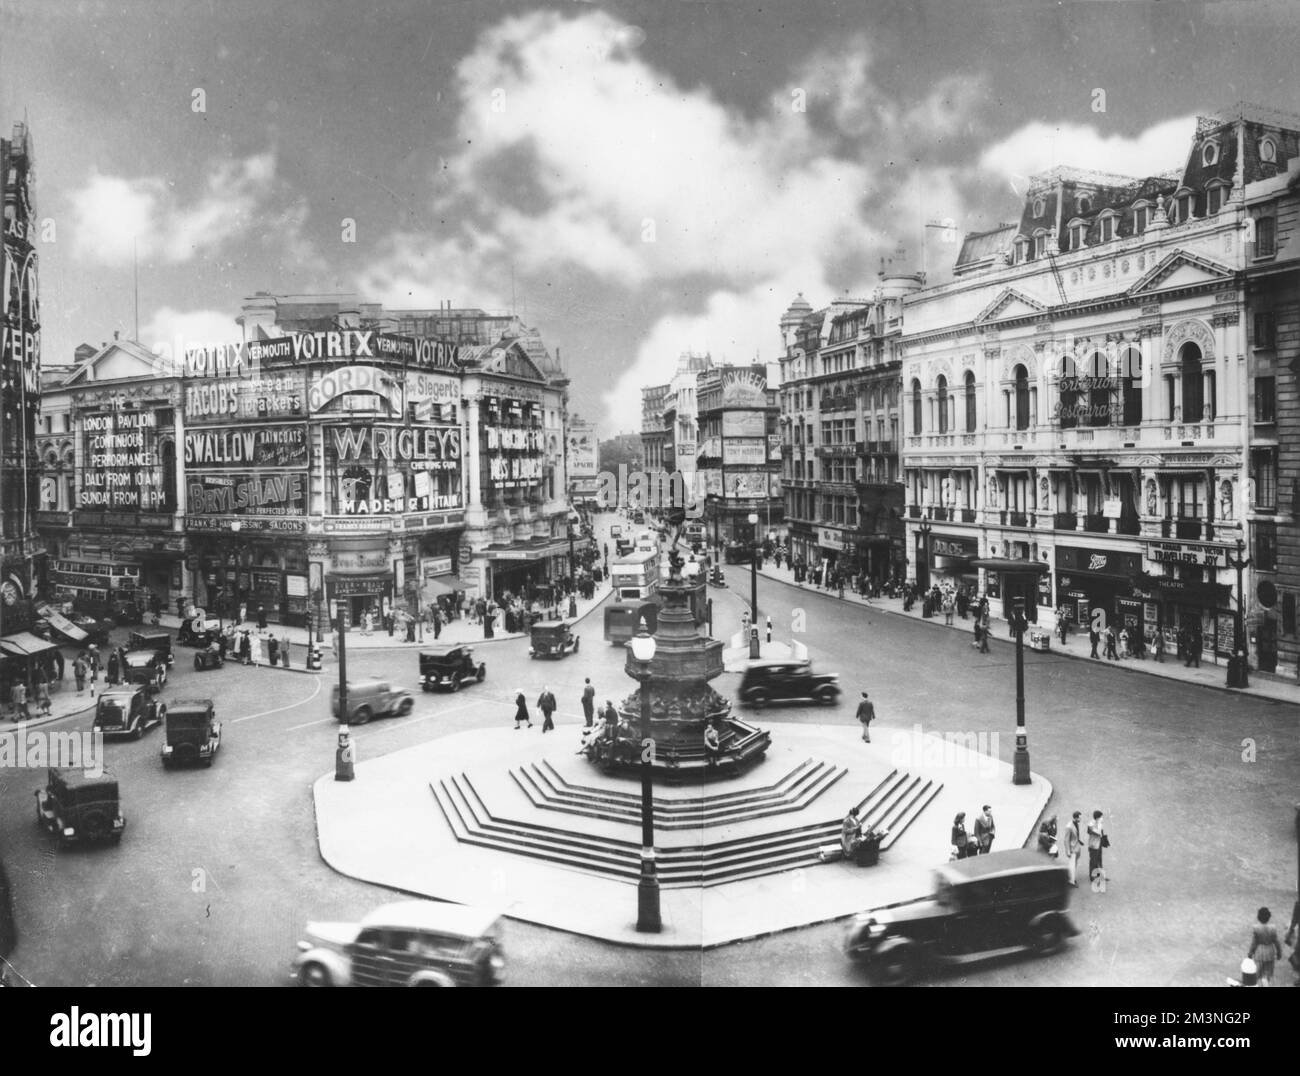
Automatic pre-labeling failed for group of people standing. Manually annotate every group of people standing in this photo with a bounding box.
[1035,809,1110,889]
[950,805,998,859]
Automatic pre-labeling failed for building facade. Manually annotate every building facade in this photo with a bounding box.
[1,121,45,623]
[901,107,1291,667]
[566,414,599,507]
[640,383,669,473]
[696,363,783,546]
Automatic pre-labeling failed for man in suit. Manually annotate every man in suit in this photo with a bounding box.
[1063,811,1083,886]
[1087,810,1107,892]
[537,686,558,733]
[974,805,996,854]
[581,678,596,728]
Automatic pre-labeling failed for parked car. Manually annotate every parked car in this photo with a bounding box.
[292,901,505,987]
[121,649,168,690]
[331,678,415,724]
[128,629,174,667]
[193,642,225,671]
[418,646,486,692]
[93,686,166,740]
[178,616,222,648]
[161,699,221,768]
[529,620,580,659]
[844,849,1079,984]
[737,659,840,708]
[34,767,125,845]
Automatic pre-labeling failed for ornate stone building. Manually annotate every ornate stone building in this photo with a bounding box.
[901,104,1296,667]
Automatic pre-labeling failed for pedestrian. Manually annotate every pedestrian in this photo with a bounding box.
[765,615,772,643]
[979,610,990,653]
[267,634,280,666]
[1038,815,1058,856]
[855,691,875,743]
[35,674,52,717]
[74,654,87,694]
[1118,626,1130,659]
[239,631,252,666]
[251,632,264,667]
[513,690,533,730]
[951,812,971,860]
[239,602,247,624]
[1087,810,1108,891]
[1056,607,1068,645]
[1062,811,1082,886]
[1247,907,1281,987]
[433,608,443,640]
[1089,622,1101,659]
[974,804,996,854]
[9,679,28,723]
[106,650,120,686]
[581,678,596,728]
[942,592,955,625]
[257,605,268,630]
[87,645,101,685]
[537,686,557,733]
[1285,900,1300,986]
[53,649,64,681]
[1152,628,1165,663]
[1189,627,1202,668]
[703,721,721,769]
[281,632,291,668]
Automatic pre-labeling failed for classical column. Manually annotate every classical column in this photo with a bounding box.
[466,397,482,510]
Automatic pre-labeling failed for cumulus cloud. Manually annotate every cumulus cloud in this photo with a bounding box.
[140,306,244,372]
[979,116,1198,189]
[68,152,279,266]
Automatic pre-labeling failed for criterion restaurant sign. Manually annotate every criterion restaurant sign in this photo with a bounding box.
[184,425,308,468]
[1146,540,1228,569]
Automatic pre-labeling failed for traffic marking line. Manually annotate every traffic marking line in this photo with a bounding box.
[232,676,323,724]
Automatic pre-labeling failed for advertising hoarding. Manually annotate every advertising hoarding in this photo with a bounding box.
[722,438,767,465]
[79,411,164,510]
[184,424,309,468]
[186,472,307,516]
[183,371,305,424]
[722,411,765,438]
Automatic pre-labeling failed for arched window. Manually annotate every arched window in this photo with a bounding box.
[964,371,977,432]
[1098,211,1117,242]
[1058,355,1078,429]
[936,376,949,434]
[1033,229,1048,258]
[1068,218,1086,250]
[1121,346,1143,426]
[1206,180,1229,215]
[1014,365,1030,431]
[1087,352,1110,428]
[911,378,923,435]
[1133,201,1152,234]
[1180,343,1203,420]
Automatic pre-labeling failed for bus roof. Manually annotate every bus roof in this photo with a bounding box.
[611,550,658,565]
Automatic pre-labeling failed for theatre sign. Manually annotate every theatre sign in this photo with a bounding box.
[1146,540,1228,569]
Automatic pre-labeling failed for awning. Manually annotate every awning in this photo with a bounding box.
[0,632,60,659]
[423,574,467,596]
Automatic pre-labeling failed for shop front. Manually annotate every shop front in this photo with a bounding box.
[817,526,851,577]
[187,516,310,626]
[1054,546,1143,632]
[928,534,979,593]
[326,571,395,631]
[1142,539,1236,660]
[480,539,573,602]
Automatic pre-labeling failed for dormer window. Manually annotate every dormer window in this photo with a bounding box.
[1032,197,1046,218]
[1033,230,1048,258]
[1260,138,1277,163]
[1201,141,1220,167]
[1076,194,1092,214]
[1170,188,1193,224]
[1068,218,1087,250]
[1013,236,1029,263]
[1133,201,1152,233]
[1206,180,1230,215]
[1098,211,1117,242]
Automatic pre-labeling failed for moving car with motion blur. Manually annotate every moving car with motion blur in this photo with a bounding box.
[737,659,840,708]
[160,699,221,768]
[844,849,1078,984]
[94,686,166,740]
[418,646,486,692]
[292,901,505,987]
[528,620,580,659]
[332,678,415,724]
[35,767,125,846]
[121,648,168,690]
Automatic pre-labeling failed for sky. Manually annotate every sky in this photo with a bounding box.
[5,0,1300,434]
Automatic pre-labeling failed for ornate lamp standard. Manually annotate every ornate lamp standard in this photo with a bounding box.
[627,623,661,932]
[916,518,932,613]
[747,511,760,618]
[971,558,1050,786]
[1226,538,1251,689]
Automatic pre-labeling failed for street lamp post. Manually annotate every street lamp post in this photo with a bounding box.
[629,624,661,933]
[748,511,759,619]
[1227,538,1251,689]
[916,519,932,613]
[1010,597,1031,785]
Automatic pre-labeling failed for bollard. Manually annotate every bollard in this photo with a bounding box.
[306,645,323,672]
[749,627,761,659]
[335,727,355,781]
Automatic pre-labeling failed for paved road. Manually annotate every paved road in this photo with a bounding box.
[0,565,1293,986]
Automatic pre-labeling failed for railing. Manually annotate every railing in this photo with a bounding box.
[960,434,978,446]
[878,441,897,455]
[1053,512,1077,530]
[1083,514,1109,533]
[905,436,922,449]
[1008,511,1029,528]
[906,504,922,519]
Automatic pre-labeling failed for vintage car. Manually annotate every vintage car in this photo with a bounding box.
[193,642,225,671]
[737,659,840,708]
[93,686,166,740]
[128,629,174,667]
[107,598,144,625]
[35,767,125,845]
[178,616,223,648]
[331,678,415,724]
[121,649,168,690]
[844,849,1079,984]
[292,901,505,988]
[161,699,221,768]
[529,620,580,659]
[418,646,486,692]
[723,540,752,565]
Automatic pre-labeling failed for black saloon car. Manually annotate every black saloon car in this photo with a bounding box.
[418,646,486,692]
[35,767,125,845]
[844,849,1079,984]
[737,659,840,708]
[93,687,166,740]
[128,630,174,666]
[161,699,222,768]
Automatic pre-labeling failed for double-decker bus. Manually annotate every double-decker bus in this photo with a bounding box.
[609,550,660,601]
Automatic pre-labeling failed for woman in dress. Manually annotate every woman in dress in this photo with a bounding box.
[1248,907,1281,986]
[951,812,970,859]
[513,690,532,730]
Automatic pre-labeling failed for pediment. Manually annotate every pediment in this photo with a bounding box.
[63,341,170,385]
[1128,250,1232,297]
[975,288,1048,325]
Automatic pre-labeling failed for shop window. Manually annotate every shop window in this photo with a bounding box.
[1252,448,1278,510]
[1253,520,1277,572]
[1255,377,1276,424]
